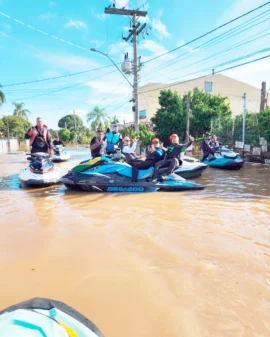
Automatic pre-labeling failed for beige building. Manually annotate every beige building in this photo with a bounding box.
[138,74,264,120]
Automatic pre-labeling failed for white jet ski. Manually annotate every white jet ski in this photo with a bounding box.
[0,297,104,337]
[19,152,62,187]
[51,145,70,162]
[174,154,208,179]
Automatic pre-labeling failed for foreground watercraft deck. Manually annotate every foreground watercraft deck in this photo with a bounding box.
[0,297,104,337]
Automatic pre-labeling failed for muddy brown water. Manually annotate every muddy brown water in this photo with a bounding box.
[0,148,270,337]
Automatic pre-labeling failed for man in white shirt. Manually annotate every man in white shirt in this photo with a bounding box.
[122,136,142,162]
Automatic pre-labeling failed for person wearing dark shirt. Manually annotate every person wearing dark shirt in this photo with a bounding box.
[90,129,106,158]
[53,136,65,147]
[25,117,54,155]
[130,138,165,182]
[202,132,214,161]
[152,134,194,181]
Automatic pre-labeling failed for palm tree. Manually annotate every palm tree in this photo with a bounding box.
[13,102,30,120]
[109,115,120,124]
[0,85,6,106]
[87,106,110,131]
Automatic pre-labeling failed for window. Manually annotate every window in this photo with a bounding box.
[139,110,146,119]
[205,82,213,92]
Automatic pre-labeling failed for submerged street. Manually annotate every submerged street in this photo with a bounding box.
[0,149,270,337]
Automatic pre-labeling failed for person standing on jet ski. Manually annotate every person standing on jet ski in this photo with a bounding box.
[25,117,54,155]
[130,138,165,182]
[106,125,122,154]
[152,134,194,182]
[122,136,142,163]
[53,136,65,147]
[201,132,214,161]
[90,129,106,158]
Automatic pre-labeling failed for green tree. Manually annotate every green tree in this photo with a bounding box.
[151,89,185,145]
[12,102,30,120]
[0,115,31,141]
[87,106,109,131]
[185,88,231,137]
[233,112,260,145]
[122,122,155,147]
[109,115,119,124]
[58,128,71,142]
[58,114,84,131]
[258,107,270,142]
[0,85,6,106]
[48,129,59,139]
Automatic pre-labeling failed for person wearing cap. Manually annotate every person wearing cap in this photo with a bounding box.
[90,129,106,158]
[202,132,214,162]
[130,138,165,182]
[210,135,223,149]
[152,134,194,181]
[25,117,54,155]
[122,136,142,163]
[106,125,122,154]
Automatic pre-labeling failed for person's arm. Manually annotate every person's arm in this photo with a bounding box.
[47,131,54,155]
[25,127,32,139]
[90,138,101,150]
[122,144,136,154]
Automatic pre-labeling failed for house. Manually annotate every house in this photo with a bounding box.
[138,74,265,121]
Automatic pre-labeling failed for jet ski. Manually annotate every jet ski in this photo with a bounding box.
[0,297,104,337]
[51,145,70,162]
[203,147,244,169]
[61,153,204,192]
[174,154,208,179]
[19,152,62,187]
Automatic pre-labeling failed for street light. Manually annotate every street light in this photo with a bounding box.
[90,48,133,88]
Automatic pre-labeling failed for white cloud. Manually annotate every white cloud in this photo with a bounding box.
[2,23,11,31]
[110,0,130,7]
[96,13,106,21]
[140,40,169,55]
[49,1,56,8]
[90,39,105,49]
[39,12,56,23]
[0,31,8,37]
[151,18,170,39]
[177,39,198,54]
[65,20,87,29]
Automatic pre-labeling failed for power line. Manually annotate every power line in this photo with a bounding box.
[142,1,270,65]
[139,54,270,94]
[1,64,116,88]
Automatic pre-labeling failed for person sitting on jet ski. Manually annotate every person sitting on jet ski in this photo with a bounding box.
[122,136,143,163]
[201,132,214,161]
[90,129,106,158]
[53,136,65,147]
[130,138,165,182]
[152,134,194,182]
[210,135,224,150]
[106,125,122,154]
[25,117,54,155]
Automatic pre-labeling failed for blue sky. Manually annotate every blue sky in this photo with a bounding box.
[0,0,269,128]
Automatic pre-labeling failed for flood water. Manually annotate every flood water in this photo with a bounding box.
[0,148,270,337]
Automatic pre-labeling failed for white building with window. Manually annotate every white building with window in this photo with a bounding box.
[138,74,264,121]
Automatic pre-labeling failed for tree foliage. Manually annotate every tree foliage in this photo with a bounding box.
[87,106,110,131]
[109,115,120,124]
[13,102,31,120]
[151,88,232,144]
[0,85,6,106]
[0,115,31,141]
[122,122,155,147]
[58,128,71,143]
[258,107,270,142]
[58,114,84,131]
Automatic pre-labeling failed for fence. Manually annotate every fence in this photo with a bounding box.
[0,138,30,154]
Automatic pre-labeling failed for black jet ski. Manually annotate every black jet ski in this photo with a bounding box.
[61,153,204,192]
[0,297,104,337]
[19,152,62,187]
[203,147,244,170]
[51,145,70,162]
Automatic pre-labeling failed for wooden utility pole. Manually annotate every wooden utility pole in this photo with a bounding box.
[104,6,147,132]
[242,93,247,144]
[260,81,266,111]
[185,98,190,142]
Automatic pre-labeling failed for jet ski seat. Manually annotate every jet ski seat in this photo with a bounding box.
[117,166,154,180]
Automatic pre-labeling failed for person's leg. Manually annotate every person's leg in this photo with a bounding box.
[202,153,208,162]
[152,160,168,181]
[131,160,153,182]
[165,158,178,176]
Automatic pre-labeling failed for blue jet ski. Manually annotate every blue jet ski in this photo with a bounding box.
[204,147,244,170]
[0,297,104,337]
[61,153,204,192]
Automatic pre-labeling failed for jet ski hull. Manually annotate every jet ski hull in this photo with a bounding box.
[51,154,70,162]
[19,167,62,187]
[207,157,244,170]
[61,171,204,192]
[174,162,208,179]
[0,297,104,337]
